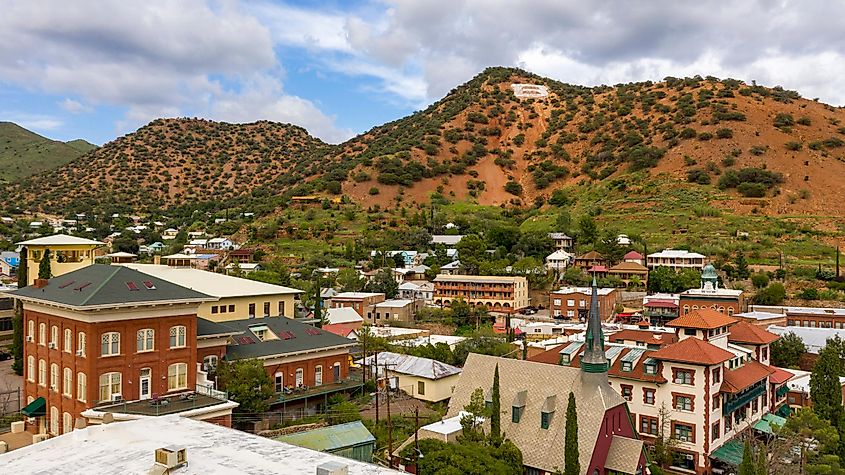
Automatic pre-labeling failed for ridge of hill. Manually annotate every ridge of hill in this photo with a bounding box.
[0,122,98,182]
[4,67,845,219]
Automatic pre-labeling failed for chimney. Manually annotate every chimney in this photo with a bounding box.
[154,255,161,265]
[33,279,49,289]
[74,417,88,430]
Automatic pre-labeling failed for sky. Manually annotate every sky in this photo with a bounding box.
[1,0,844,145]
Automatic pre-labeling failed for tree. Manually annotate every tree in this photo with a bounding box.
[229,258,243,278]
[490,364,501,446]
[456,234,487,274]
[771,332,807,368]
[486,225,520,250]
[651,403,678,469]
[365,268,399,298]
[564,392,580,475]
[772,407,843,474]
[752,283,786,305]
[461,388,487,443]
[577,215,598,246]
[11,246,27,375]
[407,438,522,475]
[738,440,756,475]
[735,251,750,279]
[38,248,52,280]
[336,268,364,292]
[216,359,274,414]
[811,343,844,422]
[513,231,554,259]
[751,272,770,289]
[554,211,572,234]
[595,230,625,265]
[326,395,362,425]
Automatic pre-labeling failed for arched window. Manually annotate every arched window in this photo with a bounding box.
[167,363,188,390]
[315,366,323,386]
[295,368,304,387]
[718,306,725,314]
[39,323,46,345]
[728,307,735,316]
[63,367,73,397]
[137,329,155,352]
[169,326,186,348]
[50,406,59,435]
[63,412,73,434]
[683,305,690,315]
[101,332,120,356]
[64,328,72,353]
[26,356,35,382]
[38,359,46,386]
[77,331,87,357]
[203,355,218,371]
[50,363,59,391]
[77,372,87,402]
[99,372,121,402]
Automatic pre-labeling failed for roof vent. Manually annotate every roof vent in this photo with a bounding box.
[143,280,156,290]
[126,281,140,291]
[316,461,348,475]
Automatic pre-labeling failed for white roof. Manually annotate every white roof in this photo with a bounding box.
[333,292,384,299]
[105,252,137,258]
[548,233,572,240]
[374,299,415,308]
[226,262,261,270]
[786,370,845,394]
[546,250,572,261]
[0,415,397,474]
[208,237,230,243]
[326,307,364,325]
[422,412,481,435]
[431,235,463,245]
[682,287,744,297]
[647,249,705,259]
[358,351,461,380]
[734,311,785,321]
[163,253,196,260]
[394,334,467,349]
[122,264,302,298]
[440,260,461,269]
[768,325,845,354]
[552,286,617,296]
[17,234,103,246]
[643,293,680,305]
[367,326,427,338]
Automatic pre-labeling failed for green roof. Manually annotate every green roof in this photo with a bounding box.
[9,264,213,309]
[753,413,787,435]
[224,317,355,360]
[275,421,375,451]
[197,318,242,338]
[710,439,744,466]
[776,404,793,418]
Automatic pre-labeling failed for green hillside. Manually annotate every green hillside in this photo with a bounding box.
[0,122,95,181]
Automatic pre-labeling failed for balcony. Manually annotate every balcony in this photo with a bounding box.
[274,372,364,404]
[723,381,766,415]
[95,385,230,416]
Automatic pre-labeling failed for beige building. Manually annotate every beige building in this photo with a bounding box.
[17,235,103,286]
[433,275,529,314]
[123,264,302,321]
[359,351,461,403]
[329,292,386,318]
[367,299,423,325]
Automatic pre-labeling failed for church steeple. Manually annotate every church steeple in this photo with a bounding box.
[581,277,608,373]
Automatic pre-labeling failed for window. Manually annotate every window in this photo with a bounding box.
[315,366,323,386]
[567,299,575,306]
[640,416,658,435]
[263,302,270,317]
[674,423,694,442]
[28,320,34,340]
[275,372,284,392]
[39,322,46,345]
[621,361,632,372]
[63,367,73,397]
[644,362,657,375]
[219,305,227,314]
[683,305,690,315]
[553,299,561,306]
[50,363,59,391]
[673,369,693,385]
[621,385,633,401]
[712,367,721,383]
[101,332,120,356]
[712,422,720,440]
[137,329,155,352]
[63,412,73,434]
[248,303,256,318]
[229,304,235,313]
[203,355,218,372]
[541,411,553,429]
[724,415,732,432]
[50,325,58,347]
[643,388,655,405]
[752,398,758,413]
[566,310,575,318]
[77,332,86,357]
[684,328,696,336]
[167,363,188,391]
[278,301,285,316]
[417,381,425,395]
[27,356,35,382]
[77,372,87,402]
[50,406,58,435]
[169,326,186,348]
[674,394,693,412]
[99,372,121,401]
[512,406,524,423]
[295,368,304,387]
[762,346,768,360]
[211,306,218,314]
[712,394,720,409]
[38,359,46,386]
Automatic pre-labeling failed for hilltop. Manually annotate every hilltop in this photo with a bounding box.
[0,122,97,182]
[3,67,845,218]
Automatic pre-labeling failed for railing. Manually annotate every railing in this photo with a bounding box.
[723,381,767,414]
[776,384,789,399]
[196,384,228,401]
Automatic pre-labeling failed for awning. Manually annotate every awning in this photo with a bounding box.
[753,413,787,435]
[776,404,793,418]
[710,440,744,466]
[21,396,46,417]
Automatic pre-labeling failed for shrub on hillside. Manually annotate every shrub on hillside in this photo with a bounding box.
[773,113,794,129]
[785,141,802,151]
[715,128,733,139]
[504,181,523,196]
[737,182,768,197]
[686,169,711,185]
[718,167,784,190]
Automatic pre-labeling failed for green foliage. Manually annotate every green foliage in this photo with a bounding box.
[504,181,523,196]
[779,408,844,472]
[578,215,598,245]
[452,336,513,366]
[800,287,820,300]
[686,169,711,185]
[364,268,399,298]
[753,283,786,305]
[461,388,488,442]
[38,249,52,279]
[456,234,488,274]
[785,141,803,151]
[771,332,807,368]
[336,268,365,292]
[325,396,362,425]
[216,359,274,414]
[715,128,733,139]
[811,341,844,422]
[751,271,769,289]
[737,440,756,475]
[718,167,784,194]
[0,122,94,181]
[408,438,523,475]
[647,267,702,293]
[491,365,502,444]
[774,113,795,129]
[564,392,580,475]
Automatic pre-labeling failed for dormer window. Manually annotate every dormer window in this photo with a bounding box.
[560,354,570,365]
[644,362,657,375]
[512,390,527,423]
[540,395,556,429]
[621,361,632,372]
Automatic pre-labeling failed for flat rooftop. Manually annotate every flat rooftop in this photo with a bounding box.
[94,392,227,417]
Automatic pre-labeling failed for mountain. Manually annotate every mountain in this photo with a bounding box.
[4,67,845,217]
[0,122,98,182]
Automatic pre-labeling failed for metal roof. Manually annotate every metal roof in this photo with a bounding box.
[275,421,375,452]
[224,317,355,360]
[358,351,461,380]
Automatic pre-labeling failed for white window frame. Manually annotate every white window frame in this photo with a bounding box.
[99,372,121,402]
[63,367,73,397]
[78,331,86,357]
[275,372,284,392]
[39,323,46,345]
[77,372,87,402]
[167,363,188,391]
[137,328,155,352]
[50,325,58,347]
[50,406,58,435]
[27,320,34,340]
[295,368,304,387]
[169,325,186,349]
[101,331,120,356]
[50,363,59,392]
[63,412,73,434]
[38,359,46,387]
[64,328,72,353]
[203,355,218,372]
[27,356,35,382]
[315,365,323,386]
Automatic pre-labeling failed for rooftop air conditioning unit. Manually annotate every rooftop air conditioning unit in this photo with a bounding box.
[111,393,123,402]
[155,446,187,469]
[316,461,348,475]
[48,342,56,349]
[75,350,83,356]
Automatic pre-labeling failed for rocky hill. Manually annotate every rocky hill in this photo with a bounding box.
[4,67,845,217]
[0,122,97,182]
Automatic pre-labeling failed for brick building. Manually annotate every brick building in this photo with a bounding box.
[433,275,529,314]
[679,264,745,317]
[549,285,619,321]
[328,292,386,318]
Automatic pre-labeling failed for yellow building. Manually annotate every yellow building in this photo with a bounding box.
[359,351,462,403]
[433,274,530,314]
[123,263,302,321]
[17,234,103,286]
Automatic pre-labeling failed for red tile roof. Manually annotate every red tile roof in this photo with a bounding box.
[321,323,357,338]
[577,251,604,260]
[728,321,779,345]
[666,309,737,330]
[608,329,678,348]
[609,262,648,272]
[623,251,644,259]
[769,366,793,385]
[721,360,773,393]
[588,265,608,272]
[650,337,734,365]
[528,344,568,365]
[607,348,667,384]
[644,300,678,309]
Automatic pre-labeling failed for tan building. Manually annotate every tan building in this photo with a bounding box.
[608,261,649,287]
[549,286,619,321]
[329,292,386,318]
[358,351,461,403]
[17,235,103,286]
[123,264,302,321]
[646,249,706,270]
[367,299,423,325]
[433,275,529,314]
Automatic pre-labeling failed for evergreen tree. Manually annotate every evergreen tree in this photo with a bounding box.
[490,364,501,446]
[810,343,844,422]
[11,246,27,375]
[38,248,52,279]
[564,392,580,475]
[737,440,755,475]
[755,444,767,475]
[735,251,750,279]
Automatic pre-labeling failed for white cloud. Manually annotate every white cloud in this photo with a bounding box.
[1,112,63,131]
[58,98,92,114]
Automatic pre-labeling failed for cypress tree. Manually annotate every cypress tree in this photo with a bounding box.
[737,440,755,475]
[755,443,767,475]
[490,364,501,445]
[810,343,844,422]
[38,248,52,280]
[10,247,27,375]
[564,391,579,475]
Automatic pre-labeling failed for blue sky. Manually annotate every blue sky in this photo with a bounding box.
[2,0,844,145]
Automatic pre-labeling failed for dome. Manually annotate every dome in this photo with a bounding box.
[702,263,718,279]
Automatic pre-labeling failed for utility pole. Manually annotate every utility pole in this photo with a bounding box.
[837,246,841,278]
[374,351,379,423]
[385,364,393,468]
[414,406,420,460]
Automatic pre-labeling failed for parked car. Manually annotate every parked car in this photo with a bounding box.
[0,349,12,361]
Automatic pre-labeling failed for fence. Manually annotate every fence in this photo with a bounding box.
[0,387,21,416]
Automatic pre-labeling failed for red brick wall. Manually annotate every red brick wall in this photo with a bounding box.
[549,290,619,321]
[202,414,232,428]
[262,353,350,389]
[679,297,744,316]
[197,344,227,366]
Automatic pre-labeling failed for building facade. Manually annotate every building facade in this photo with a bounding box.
[679,265,745,317]
[646,249,706,270]
[368,299,423,325]
[550,286,619,321]
[18,235,103,286]
[432,275,529,314]
[329,292,386,318]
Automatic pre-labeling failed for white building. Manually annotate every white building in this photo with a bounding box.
[206,237,233,250]
[545,249,572,271]
[430,235,463,246]
[325,307,364,327]
[646,249,706,270]
[398,281,434,303]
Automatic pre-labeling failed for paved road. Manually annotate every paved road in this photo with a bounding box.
[0,359,23,392]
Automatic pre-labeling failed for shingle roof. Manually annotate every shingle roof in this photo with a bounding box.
[623,251,644,260]
[721,360,773,393]
[609,262,648,272]
[224,318,355,360]
[8,264,214,309]
[447,354,627,473]
[529,342,669,384]
[197,318,242,338]
[769,366,793,385]
[728,321,779,345]
[650,338,734,365]
[605,435,645,474]
[666,309,737,330]
[576,250,604,260]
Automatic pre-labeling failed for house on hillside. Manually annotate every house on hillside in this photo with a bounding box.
[545,249,572,272]
[548,232,573,251]
[0,251,20,277]
[573,251,607,270]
